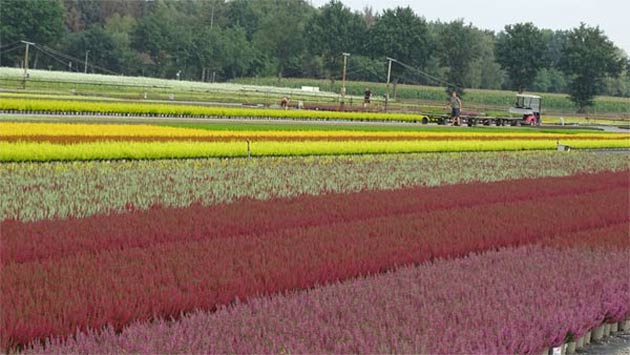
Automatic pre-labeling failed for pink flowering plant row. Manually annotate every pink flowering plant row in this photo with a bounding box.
[26,244,630,354]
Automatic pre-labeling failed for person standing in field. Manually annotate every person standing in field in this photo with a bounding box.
[280,96,290,109]
[448,91,462,126]
[363,88,372,108]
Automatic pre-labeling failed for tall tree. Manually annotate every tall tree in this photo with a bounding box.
[367,7,433,79]
[436,20,480,94]
[496,22,547,92]
[466,30,505,89]
[0,0,65,47]
[304,0,367,76]
[559,23,624,111]
[251,0,313,77]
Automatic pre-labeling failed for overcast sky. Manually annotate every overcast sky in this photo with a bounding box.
[309,0,630,55]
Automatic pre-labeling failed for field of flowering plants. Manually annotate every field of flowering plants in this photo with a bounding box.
[2,169,629,353]
[1,114,629,353]
[1,121,629,162]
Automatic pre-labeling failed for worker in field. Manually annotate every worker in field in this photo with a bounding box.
[280,96,290,109]
[363,88,372,108]
[448,91,462,126]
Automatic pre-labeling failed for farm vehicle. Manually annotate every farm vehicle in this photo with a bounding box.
[420,94,543,127]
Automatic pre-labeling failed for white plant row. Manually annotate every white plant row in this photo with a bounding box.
[0,67,349,99]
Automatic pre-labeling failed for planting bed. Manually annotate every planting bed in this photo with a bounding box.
[2,170,629,352]
[1,115,628,354]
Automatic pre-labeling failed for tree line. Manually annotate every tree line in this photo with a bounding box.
[1,0,628,111]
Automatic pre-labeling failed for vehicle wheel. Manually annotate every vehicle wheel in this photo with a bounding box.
[467,119,473,127]
[495,119,502,126]
[421,117,428,125]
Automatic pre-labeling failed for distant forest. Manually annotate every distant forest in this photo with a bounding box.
[1,0,629,98]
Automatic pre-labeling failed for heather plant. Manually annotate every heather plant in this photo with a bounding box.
[2,138,629,162]
[2,171,627,265]
[25,245,630,354]
[2,172,627,350]
[1,151,627,222]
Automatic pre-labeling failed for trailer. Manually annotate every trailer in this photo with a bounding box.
[420,94,542,127]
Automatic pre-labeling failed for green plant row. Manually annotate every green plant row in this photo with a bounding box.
[2,139,628,162]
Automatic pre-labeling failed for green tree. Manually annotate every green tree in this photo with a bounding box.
[304,0,367,76]
[0,0,65,65]
[64,25,122,73]
[436,20,480,95]
[559,23,624,112]
[466,29,505,89]
[251,0,313,77]
[220,26,259,79]
[496,22,547,93]
[367,7,433,78]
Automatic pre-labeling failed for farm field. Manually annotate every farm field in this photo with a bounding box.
[1,100,629,353]
[1,121,629,162]
[4,0,630,352]
[1,68,629,125]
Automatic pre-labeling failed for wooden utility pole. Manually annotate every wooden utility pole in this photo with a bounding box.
[385,57,394,112]
[21,41,34,88]
[341,52,350,107]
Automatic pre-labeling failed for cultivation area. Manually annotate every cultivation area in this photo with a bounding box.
[1,102,630,354]
[1,68,629,125]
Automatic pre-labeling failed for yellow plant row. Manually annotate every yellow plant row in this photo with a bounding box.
[0,97,422,122]
[2,139,628,162]
[1,122,627,141]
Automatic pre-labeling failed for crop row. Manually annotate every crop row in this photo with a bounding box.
[4,170,625,265]
[0,97,421,121]
[25,242,629,354]
[3,151,627,222]
[3,138,630,162]
[2,122,624,140]
[1,172,628,350]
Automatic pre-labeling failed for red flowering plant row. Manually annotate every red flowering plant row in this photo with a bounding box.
[1,171,628,350]
[24,240,630,354]
[2,171,627,265]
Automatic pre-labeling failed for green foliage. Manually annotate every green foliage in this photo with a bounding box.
[496,23,547,92]
[0,0,65,65]
[560,23,625,112]
[304,0,367,75]
[436,20,480,95]
[366,7,433,77]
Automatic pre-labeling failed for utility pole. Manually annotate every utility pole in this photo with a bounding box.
[21,41,34,79]
[341,52,350,107]
[84,50,90,73]
[385,57,394,112]
[21,41,34,88]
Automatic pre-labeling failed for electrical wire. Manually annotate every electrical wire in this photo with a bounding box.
[390,58,456,88]
[0,44,23,55]
[0,41,21,51]
[35,44,120,75]
[31,46,81,72]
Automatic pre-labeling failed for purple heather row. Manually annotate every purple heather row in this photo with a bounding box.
[27,245,630,354]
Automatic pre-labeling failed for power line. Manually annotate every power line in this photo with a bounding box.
[32,46,81,72]
[34,43,120,75]
[390,58,456,88]
[0,41,21,51]
[0,44,23,55]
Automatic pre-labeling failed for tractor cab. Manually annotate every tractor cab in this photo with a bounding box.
[509,94,542,126]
